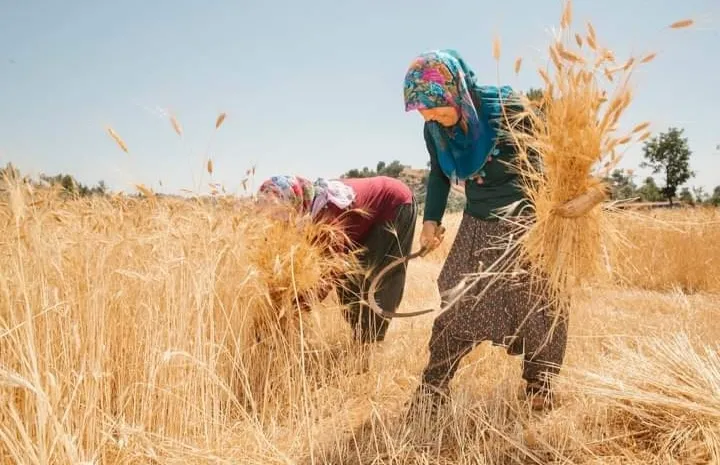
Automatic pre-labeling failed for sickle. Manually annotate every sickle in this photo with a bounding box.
[367,226,446,319]
[367,229,521,320]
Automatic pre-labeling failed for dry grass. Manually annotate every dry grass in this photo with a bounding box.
[2,174,720,464]
[608,207,720,293]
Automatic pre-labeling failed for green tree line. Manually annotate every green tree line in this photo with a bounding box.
[1,162,108,197]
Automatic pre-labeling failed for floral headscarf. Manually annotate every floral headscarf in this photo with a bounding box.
[257,175,315,213]
[403,49,515,182]
[310,178,356,218]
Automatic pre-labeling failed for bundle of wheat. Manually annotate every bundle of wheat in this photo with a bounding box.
[243,205,362,327]
[498,0,690,316]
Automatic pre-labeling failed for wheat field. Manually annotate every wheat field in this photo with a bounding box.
[1,180,720,465]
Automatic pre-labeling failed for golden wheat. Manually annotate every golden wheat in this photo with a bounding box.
[1,4,715,463]
[608,208,720,292]
[669,19,694,29]
[106,127,128,153]
[500,0,660,320]
[215,112,227,129]
[1,180,719,464]
[514,57,522,75]
[170,114,183,136]
[492,35,501,61]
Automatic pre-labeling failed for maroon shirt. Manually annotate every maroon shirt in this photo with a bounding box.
[316,176,414,247]
[300,176,413,308]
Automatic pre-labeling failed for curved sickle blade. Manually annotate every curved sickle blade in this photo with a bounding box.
[367,246,435,319]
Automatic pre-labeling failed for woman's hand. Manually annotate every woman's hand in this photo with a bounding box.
[554,184,607,218]
[419,221,445,256]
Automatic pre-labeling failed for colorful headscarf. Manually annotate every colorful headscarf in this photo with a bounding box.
[257,175,315,213]
[311,178,356,218]
[403,49,515,182]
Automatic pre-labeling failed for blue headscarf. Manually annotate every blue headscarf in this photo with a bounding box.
[403,49,516,182]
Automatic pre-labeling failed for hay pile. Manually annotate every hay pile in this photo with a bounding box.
[565,333,720,462]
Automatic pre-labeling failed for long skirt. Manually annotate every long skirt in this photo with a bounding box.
[337,198,418,344]
[420,212,568,391]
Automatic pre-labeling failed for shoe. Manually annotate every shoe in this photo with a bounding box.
[525,381,555,411]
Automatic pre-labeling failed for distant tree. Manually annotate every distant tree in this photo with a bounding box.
[94,180,108,195]
[692,186,709,205]
[1,164,109,196]
[61,174,77,193]
[342,160,408,179]
[39,173,108,197]
[640,127,695,204]
[380,160,406,178]
[525,87,545,103]
[637,177,664,202]
[709,186,720,207]
[605,168,638,200]
[678,187,694,205]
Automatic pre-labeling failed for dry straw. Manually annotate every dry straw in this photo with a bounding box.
[106,127,128,153]
[134,183,155,199]
[492,36,501,61]
[564,333,720,461]
[215,112,227,129]
[169,114,183,136]
[669,19,694,29]
[514,57,522,75]
[498,0,693,316]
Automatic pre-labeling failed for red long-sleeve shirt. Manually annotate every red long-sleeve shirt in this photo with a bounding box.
[316,176,414,248]
[300,176,414,308]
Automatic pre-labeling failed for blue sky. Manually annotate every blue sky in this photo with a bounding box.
[1,0,718,196]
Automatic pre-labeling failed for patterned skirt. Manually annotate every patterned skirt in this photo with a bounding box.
[421,212,568,388]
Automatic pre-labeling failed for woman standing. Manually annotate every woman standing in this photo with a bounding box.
[257,174,418,346]
[402,49,568,414]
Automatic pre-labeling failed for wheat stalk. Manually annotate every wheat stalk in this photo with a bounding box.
[492,36,501,61]
[215,112,227,129]
[669,19,694,29]
[514,57,522,75]
[107,127,128,153]
[170,114,183,136]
